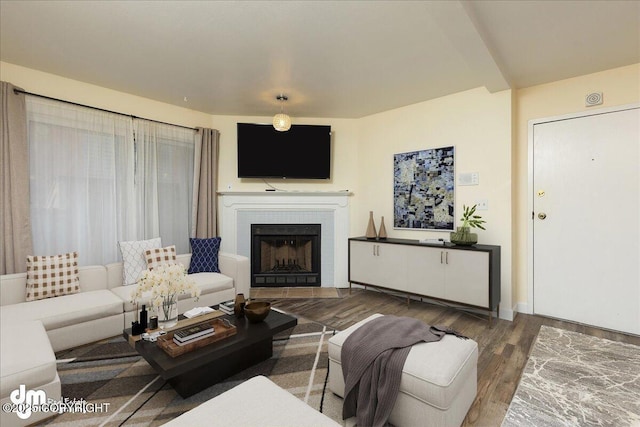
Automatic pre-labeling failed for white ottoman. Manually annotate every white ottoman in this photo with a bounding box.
[162,375,341,427]
[0,320,61,427]
[328,314,478,427]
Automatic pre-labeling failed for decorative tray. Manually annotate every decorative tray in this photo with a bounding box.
[156,318,237,357]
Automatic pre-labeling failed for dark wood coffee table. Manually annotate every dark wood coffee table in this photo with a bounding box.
[123,310,297,397]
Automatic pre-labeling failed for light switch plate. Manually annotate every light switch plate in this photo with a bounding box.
[475,199,488,210]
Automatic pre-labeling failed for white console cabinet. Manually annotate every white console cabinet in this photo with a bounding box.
[349,237,501,321]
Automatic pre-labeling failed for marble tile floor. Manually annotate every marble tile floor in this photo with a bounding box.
[502,325,640,427]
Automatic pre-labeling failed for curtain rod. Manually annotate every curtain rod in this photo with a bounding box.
[13,88,198,131]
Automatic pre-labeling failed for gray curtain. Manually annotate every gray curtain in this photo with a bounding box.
[192,128,219,238]
[1,82,33,274]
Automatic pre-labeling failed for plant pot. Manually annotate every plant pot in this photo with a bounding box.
[450,226,478,246]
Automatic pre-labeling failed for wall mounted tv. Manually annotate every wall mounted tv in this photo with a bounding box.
[237,123,332,179]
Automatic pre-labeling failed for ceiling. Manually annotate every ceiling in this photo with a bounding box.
[1,1,638,119]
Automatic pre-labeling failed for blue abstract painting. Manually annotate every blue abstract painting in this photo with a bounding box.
[393,146,455,230]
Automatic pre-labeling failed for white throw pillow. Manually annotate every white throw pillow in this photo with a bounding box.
[145,245,177,270]
[119,237,162,285]
[25,252,80,301]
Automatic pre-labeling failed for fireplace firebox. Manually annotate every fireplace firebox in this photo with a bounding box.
[251,224,321,287]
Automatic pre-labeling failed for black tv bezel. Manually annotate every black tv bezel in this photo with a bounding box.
[236,123,332,180]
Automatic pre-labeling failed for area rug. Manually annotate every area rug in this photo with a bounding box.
[43,313,345,426]
[502,326,640,427]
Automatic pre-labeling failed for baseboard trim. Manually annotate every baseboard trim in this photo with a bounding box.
[516,302,532,315]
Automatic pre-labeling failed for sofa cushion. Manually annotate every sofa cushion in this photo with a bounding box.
[160,375,341,427]
[145,245,177,270]
[25,252,80,301]
[119,237,162,285]
[0,320,57,397]
[188,237,221,273]
[0,290,123,331]
[110,272,233,312]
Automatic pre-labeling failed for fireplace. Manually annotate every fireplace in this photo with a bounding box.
[251,224,321,287]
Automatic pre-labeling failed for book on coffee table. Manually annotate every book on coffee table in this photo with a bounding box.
[173,323,214,343]
[217,300,234,315]
[173,330,215,346]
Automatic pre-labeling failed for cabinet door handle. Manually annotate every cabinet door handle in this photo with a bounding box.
[373,245,376,256]
[446,251,449,264]
[376,245,380,256]
[440,251,444,264]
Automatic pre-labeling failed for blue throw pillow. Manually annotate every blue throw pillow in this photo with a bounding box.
[188,237,222,274]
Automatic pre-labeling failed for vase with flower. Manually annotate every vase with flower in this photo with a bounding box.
[131,263,200,329]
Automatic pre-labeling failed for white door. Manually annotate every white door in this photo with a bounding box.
[533,106,640,335]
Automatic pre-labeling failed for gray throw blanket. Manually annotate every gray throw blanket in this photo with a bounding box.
[341,315,467,427]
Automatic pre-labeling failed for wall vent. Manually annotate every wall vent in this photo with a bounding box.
[585,92,603,107]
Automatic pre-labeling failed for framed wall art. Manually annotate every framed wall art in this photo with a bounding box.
[393,146,455,230]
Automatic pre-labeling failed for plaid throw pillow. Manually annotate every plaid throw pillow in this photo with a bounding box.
[145,245,177,270]
[25,252,80,301]
[188,237,221,274]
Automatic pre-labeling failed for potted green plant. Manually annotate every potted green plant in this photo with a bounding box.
[450,204,486,245]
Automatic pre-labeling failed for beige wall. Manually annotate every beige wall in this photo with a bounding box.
[0,62,213,128]
[513,63,640,312]
[357,87,514,317]
[0,61,360,196]
[5,59,638,320]
[210,114,359,195]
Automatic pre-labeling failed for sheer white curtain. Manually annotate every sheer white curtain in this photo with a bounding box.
[27,97,136,265]
[134,120,195,254]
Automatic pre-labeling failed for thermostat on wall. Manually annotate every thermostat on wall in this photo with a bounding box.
[458,172,479,186]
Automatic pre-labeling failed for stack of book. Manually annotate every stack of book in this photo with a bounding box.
[172,323,215,346]
[218,300,234,315]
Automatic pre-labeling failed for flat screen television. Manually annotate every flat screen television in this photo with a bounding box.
[237,123,331,179]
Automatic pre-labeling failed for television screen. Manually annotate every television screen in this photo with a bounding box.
[237,123,331,179]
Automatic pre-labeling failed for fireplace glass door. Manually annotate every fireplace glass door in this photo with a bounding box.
[251,224,321,287]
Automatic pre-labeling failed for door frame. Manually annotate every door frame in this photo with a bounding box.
[526,102,639,315]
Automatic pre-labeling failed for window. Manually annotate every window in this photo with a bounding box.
[26,97,195,265]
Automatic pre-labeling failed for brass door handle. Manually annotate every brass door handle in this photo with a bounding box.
[538,212,547,220]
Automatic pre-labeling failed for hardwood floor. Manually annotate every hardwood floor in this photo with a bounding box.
[267,288,640,427]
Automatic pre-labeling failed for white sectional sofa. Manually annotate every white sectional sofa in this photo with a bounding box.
[108,253,250,329]
[0,252,249,427]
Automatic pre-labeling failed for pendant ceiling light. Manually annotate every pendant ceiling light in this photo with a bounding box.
[273,94,291,132]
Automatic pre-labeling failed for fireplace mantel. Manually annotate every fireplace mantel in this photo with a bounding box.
[219,191,352,197]
[218,192,352,288]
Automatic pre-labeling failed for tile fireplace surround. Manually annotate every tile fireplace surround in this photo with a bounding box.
[218,192,351,288]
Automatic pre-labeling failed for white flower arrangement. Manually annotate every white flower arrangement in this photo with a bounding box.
[130,263,200,321]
